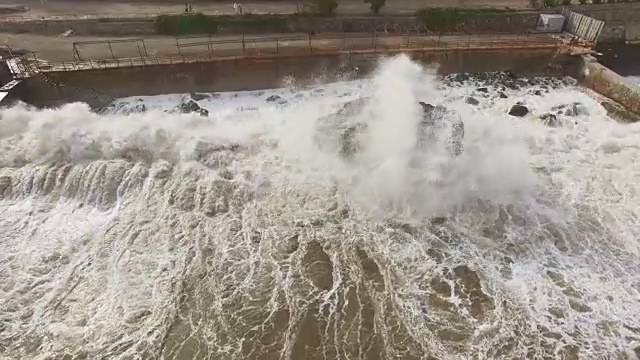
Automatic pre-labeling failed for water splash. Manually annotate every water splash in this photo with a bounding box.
[1,55,640,359]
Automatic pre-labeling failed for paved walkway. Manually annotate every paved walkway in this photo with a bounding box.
[3,32,558,63]
[0,0,531,18]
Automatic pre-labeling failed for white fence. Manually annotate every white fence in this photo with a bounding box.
[561,8,605,44]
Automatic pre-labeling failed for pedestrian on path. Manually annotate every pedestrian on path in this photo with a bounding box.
[185,3,188,13]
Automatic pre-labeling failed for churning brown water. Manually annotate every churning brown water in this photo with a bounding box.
[1,56,640,360]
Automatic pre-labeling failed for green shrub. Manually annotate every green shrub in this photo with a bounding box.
[415,7,512,32]
[155,13,218,35]
[306,0,338,15]
[543,0,560,6]
[155,13,316,35]
[592,0,603,4]
[561,0,572,4]
[365,0,385,14]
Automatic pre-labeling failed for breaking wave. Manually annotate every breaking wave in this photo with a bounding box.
[1,55,640,359]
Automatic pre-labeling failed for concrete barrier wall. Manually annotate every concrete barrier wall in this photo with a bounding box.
[576,55,640,116]
[23,48,560,107]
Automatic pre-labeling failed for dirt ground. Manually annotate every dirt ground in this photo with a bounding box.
[0,0,531,17]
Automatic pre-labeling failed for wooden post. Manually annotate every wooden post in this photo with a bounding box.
[108,41,115,59]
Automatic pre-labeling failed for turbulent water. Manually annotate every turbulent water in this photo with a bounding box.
[1,56,640,360]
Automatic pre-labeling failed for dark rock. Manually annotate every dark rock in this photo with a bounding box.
[175,100,209,117]
[505,82,519,91]
[419,102,436,112]
[465,97,480,106]
[313,88,325,94]
[476,87,488,93]
[266,94,282,102]
[508,104,529,117]
[515,79,528,88]
[132,104,146,113]
[498,92,508,99]
[455,73,470,82]
[539,113,560,127]
[533,90,543,96]
[189,92,209,101]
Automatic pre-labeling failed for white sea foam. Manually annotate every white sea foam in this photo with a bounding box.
[1,55,639,359]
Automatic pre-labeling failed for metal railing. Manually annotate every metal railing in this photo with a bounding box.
[13,33,561,76]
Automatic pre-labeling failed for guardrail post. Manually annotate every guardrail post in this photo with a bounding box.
[242,35,246,54]
[276,38,279,54]
[108,41,115,59]
[308,34,312,53]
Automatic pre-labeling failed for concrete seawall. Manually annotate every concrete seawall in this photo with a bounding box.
[21,47,561,108]
[575,55,640,117]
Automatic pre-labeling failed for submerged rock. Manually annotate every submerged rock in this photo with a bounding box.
[266,94,282,103]
[564,102,588,117]
[465,97,480,106]
[189,92,210,101]
[476,87,488,93]
[418,102,464,157]
[315,99,464,160]
[498,92,508,99]
[508,104,529,117]
[539,113,560,127]
[175,100,209,116]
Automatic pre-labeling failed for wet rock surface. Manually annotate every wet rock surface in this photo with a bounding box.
[539,113,560,127]
[266,94,282,103]
[174,100,209,117]
[508,104,529,117]
[465,97,480,106]
[315,98,464,159]
[189,92,210,101]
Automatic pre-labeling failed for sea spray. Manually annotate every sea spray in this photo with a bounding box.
[1,56,639,359]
